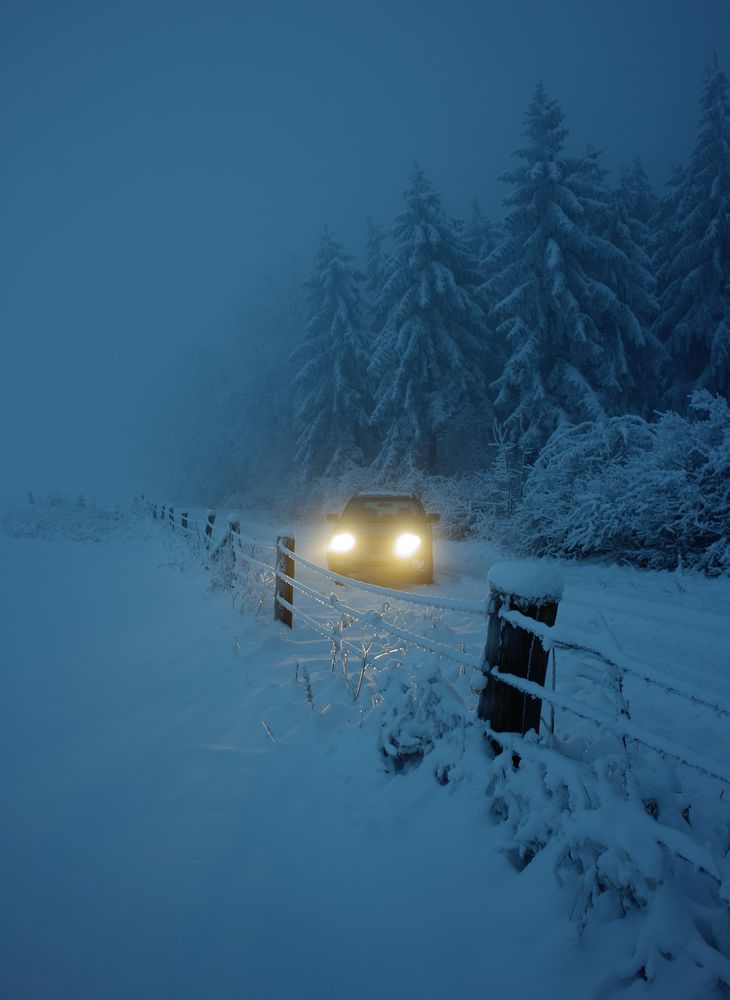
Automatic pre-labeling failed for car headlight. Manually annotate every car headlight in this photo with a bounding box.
[330,532,355,553]
[394,533,421,557]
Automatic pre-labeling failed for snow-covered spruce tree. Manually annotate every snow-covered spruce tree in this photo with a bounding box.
[651,162,686,288]
[613,159,660,316]
[466,198,502,261]
[566,144,663,409]
[369,163,494,476]
[484,84,662,450]
[462,198,502,290]
[363,217,390,337]
[619,157,658,230]
[291,229,370,480]
[655,55,730,404]
[603,167,664,410]
[613,159,659,303]
[650,163,686,405]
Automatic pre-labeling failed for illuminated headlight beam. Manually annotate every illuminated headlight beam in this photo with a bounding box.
[394,533,421,557]
[330,532,355,553]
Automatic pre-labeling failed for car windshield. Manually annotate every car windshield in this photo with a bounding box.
[343,497,421,521]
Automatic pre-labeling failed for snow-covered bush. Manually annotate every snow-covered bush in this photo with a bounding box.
[379,659,466,782]
[208,532,238,591]
[486,742,730,992]
[510,391,730,574]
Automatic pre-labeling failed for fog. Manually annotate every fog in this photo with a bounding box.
[2,0,728,504]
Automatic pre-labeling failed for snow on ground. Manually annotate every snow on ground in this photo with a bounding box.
[1,500,729,999]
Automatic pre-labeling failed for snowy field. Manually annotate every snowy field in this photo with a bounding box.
[1,501,729,999]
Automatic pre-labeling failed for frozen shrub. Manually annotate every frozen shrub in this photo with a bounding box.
[379,659,466,782]
[510,391,730,574]
[486,745,730,992]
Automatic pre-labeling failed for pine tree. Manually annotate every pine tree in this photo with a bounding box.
[292,229,370,480]
[604,165,664,410]
[619,158,658,228]
[614,160,659,325]
[463,199,502,287]
[369,163,492,475]
[363,217,389,335]
[655,55,730,403]
[566,145,663,409]
[486,83,662,450]
[466,198,502,260]
[651,163,686,300]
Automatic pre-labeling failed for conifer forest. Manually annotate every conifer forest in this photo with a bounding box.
[182,58,730,575]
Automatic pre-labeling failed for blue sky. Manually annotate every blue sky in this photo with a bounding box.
[2,0,729,500]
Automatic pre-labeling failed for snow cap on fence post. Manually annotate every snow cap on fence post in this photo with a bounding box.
[486,560,564,607]
[479,560,563,749]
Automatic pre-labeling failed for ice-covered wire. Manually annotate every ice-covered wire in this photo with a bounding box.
[231,539,276,575]
[499,607,730,719]
[274,563,479,671]
[275,568,336,611]
[274,594,363,659]
[490,667,730,786]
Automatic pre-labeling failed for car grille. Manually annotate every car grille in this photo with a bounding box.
[352,529,415,563]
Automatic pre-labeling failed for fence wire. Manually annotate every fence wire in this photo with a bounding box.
[148,500,730,789]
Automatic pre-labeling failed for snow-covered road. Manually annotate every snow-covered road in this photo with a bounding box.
[1,513,729,999]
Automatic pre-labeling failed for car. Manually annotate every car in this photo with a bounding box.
[325,493,440,584]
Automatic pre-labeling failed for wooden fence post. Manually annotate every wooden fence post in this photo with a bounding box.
[205,510,216,544]
[168,506,175,529]
[181,511,188,530]
[478,561,563,747]
[161,505,166,522]
[274,534,295,628]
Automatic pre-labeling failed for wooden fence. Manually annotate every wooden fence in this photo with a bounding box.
[143,498,730,789]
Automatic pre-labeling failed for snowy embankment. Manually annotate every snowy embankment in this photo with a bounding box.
[1,500,729,999]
